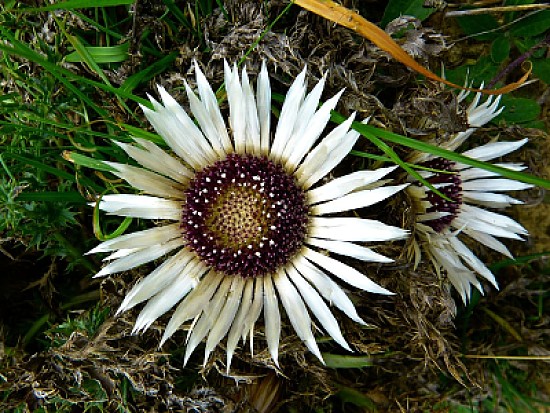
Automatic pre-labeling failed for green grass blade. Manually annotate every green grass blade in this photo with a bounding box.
[64,152,116,173]
[20,0,135,12]
[3,153,76,181]
[65,43,129,64]
[357,123,550,189]
[16,191,87,203]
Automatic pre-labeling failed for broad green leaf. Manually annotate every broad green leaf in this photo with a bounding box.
[491,37,511,63]
[510,10,550,37]
[495,96,541,124]
[531,59,550,85]
[381,0,435,27]
[444,56,499,86]
[65,43,129,64]
[456,14,500,41]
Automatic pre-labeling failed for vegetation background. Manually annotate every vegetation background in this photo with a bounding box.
[0,0,549,411]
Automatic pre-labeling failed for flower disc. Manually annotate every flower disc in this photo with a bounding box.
[182,154,309,277]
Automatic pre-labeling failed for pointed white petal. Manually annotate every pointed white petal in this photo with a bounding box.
[270,67,307,160]
[462,178,533,192]
[241,67,261,155]
[449,236,498,288]
[462,191,523,208]
[312,184,408,215]
[279,74,326,164]
[263,274,281,367]
[307,166,399,204]
[310,217,409,242]
[285,89,345,170]
[429,243,482,304]
[462,227,513,258]
[104,161,184,199]
[297,117,364,189]
[160,270,223,346]
[193,60,233,153]
[292,255,366,325]
[224,61,246,153]
[140,100,208,170]
[242,278,264,355]
[184,277,233,366]
[88,223,181,254]
[94,238,183,278]
[117,249,195,314]
[132,259,206,333]
[460,163,526,181]
[304,247,393,295]
[226,278,254,372]
[460,139,528,163]
[306,237,393,263]
[203,276,245,366]
[95,194,182,220]
[273,269,324,363]
[287,265,351,351]
[181,82,225,159]
[257,61,271,155]
[156,85,218,163]
[115,139,193,183]
[453,215,523,240]
[460,204,528,235]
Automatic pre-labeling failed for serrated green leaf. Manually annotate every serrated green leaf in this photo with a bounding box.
[381,0,435,27]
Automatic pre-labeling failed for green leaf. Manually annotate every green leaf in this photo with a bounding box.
[120,52,178,93]
[20,0,135,12]
[353,123,550,189]
[336,386,377,409]
[444,55,499,86]
[381,0,435,27]
[456,14,500,40]
[510,10,550,37]
[491,37,511,63]
[323,353,373,368]
[64,152,116,173]
[65,43,129,64]
[16,191,86,203]
[532,58,550,84]
[495,96,541,124]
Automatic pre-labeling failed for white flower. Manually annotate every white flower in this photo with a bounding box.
[89,61,409,370]
[408,89,532,303]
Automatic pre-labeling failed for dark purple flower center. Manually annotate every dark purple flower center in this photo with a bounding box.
[420,158,462,232]
[182,154,309,278]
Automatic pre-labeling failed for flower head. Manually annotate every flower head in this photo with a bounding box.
[408,90,532,303]
[89,61,408,369]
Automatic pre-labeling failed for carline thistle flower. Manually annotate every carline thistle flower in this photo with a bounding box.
[407,89,532,303]
[89,61,409,370]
